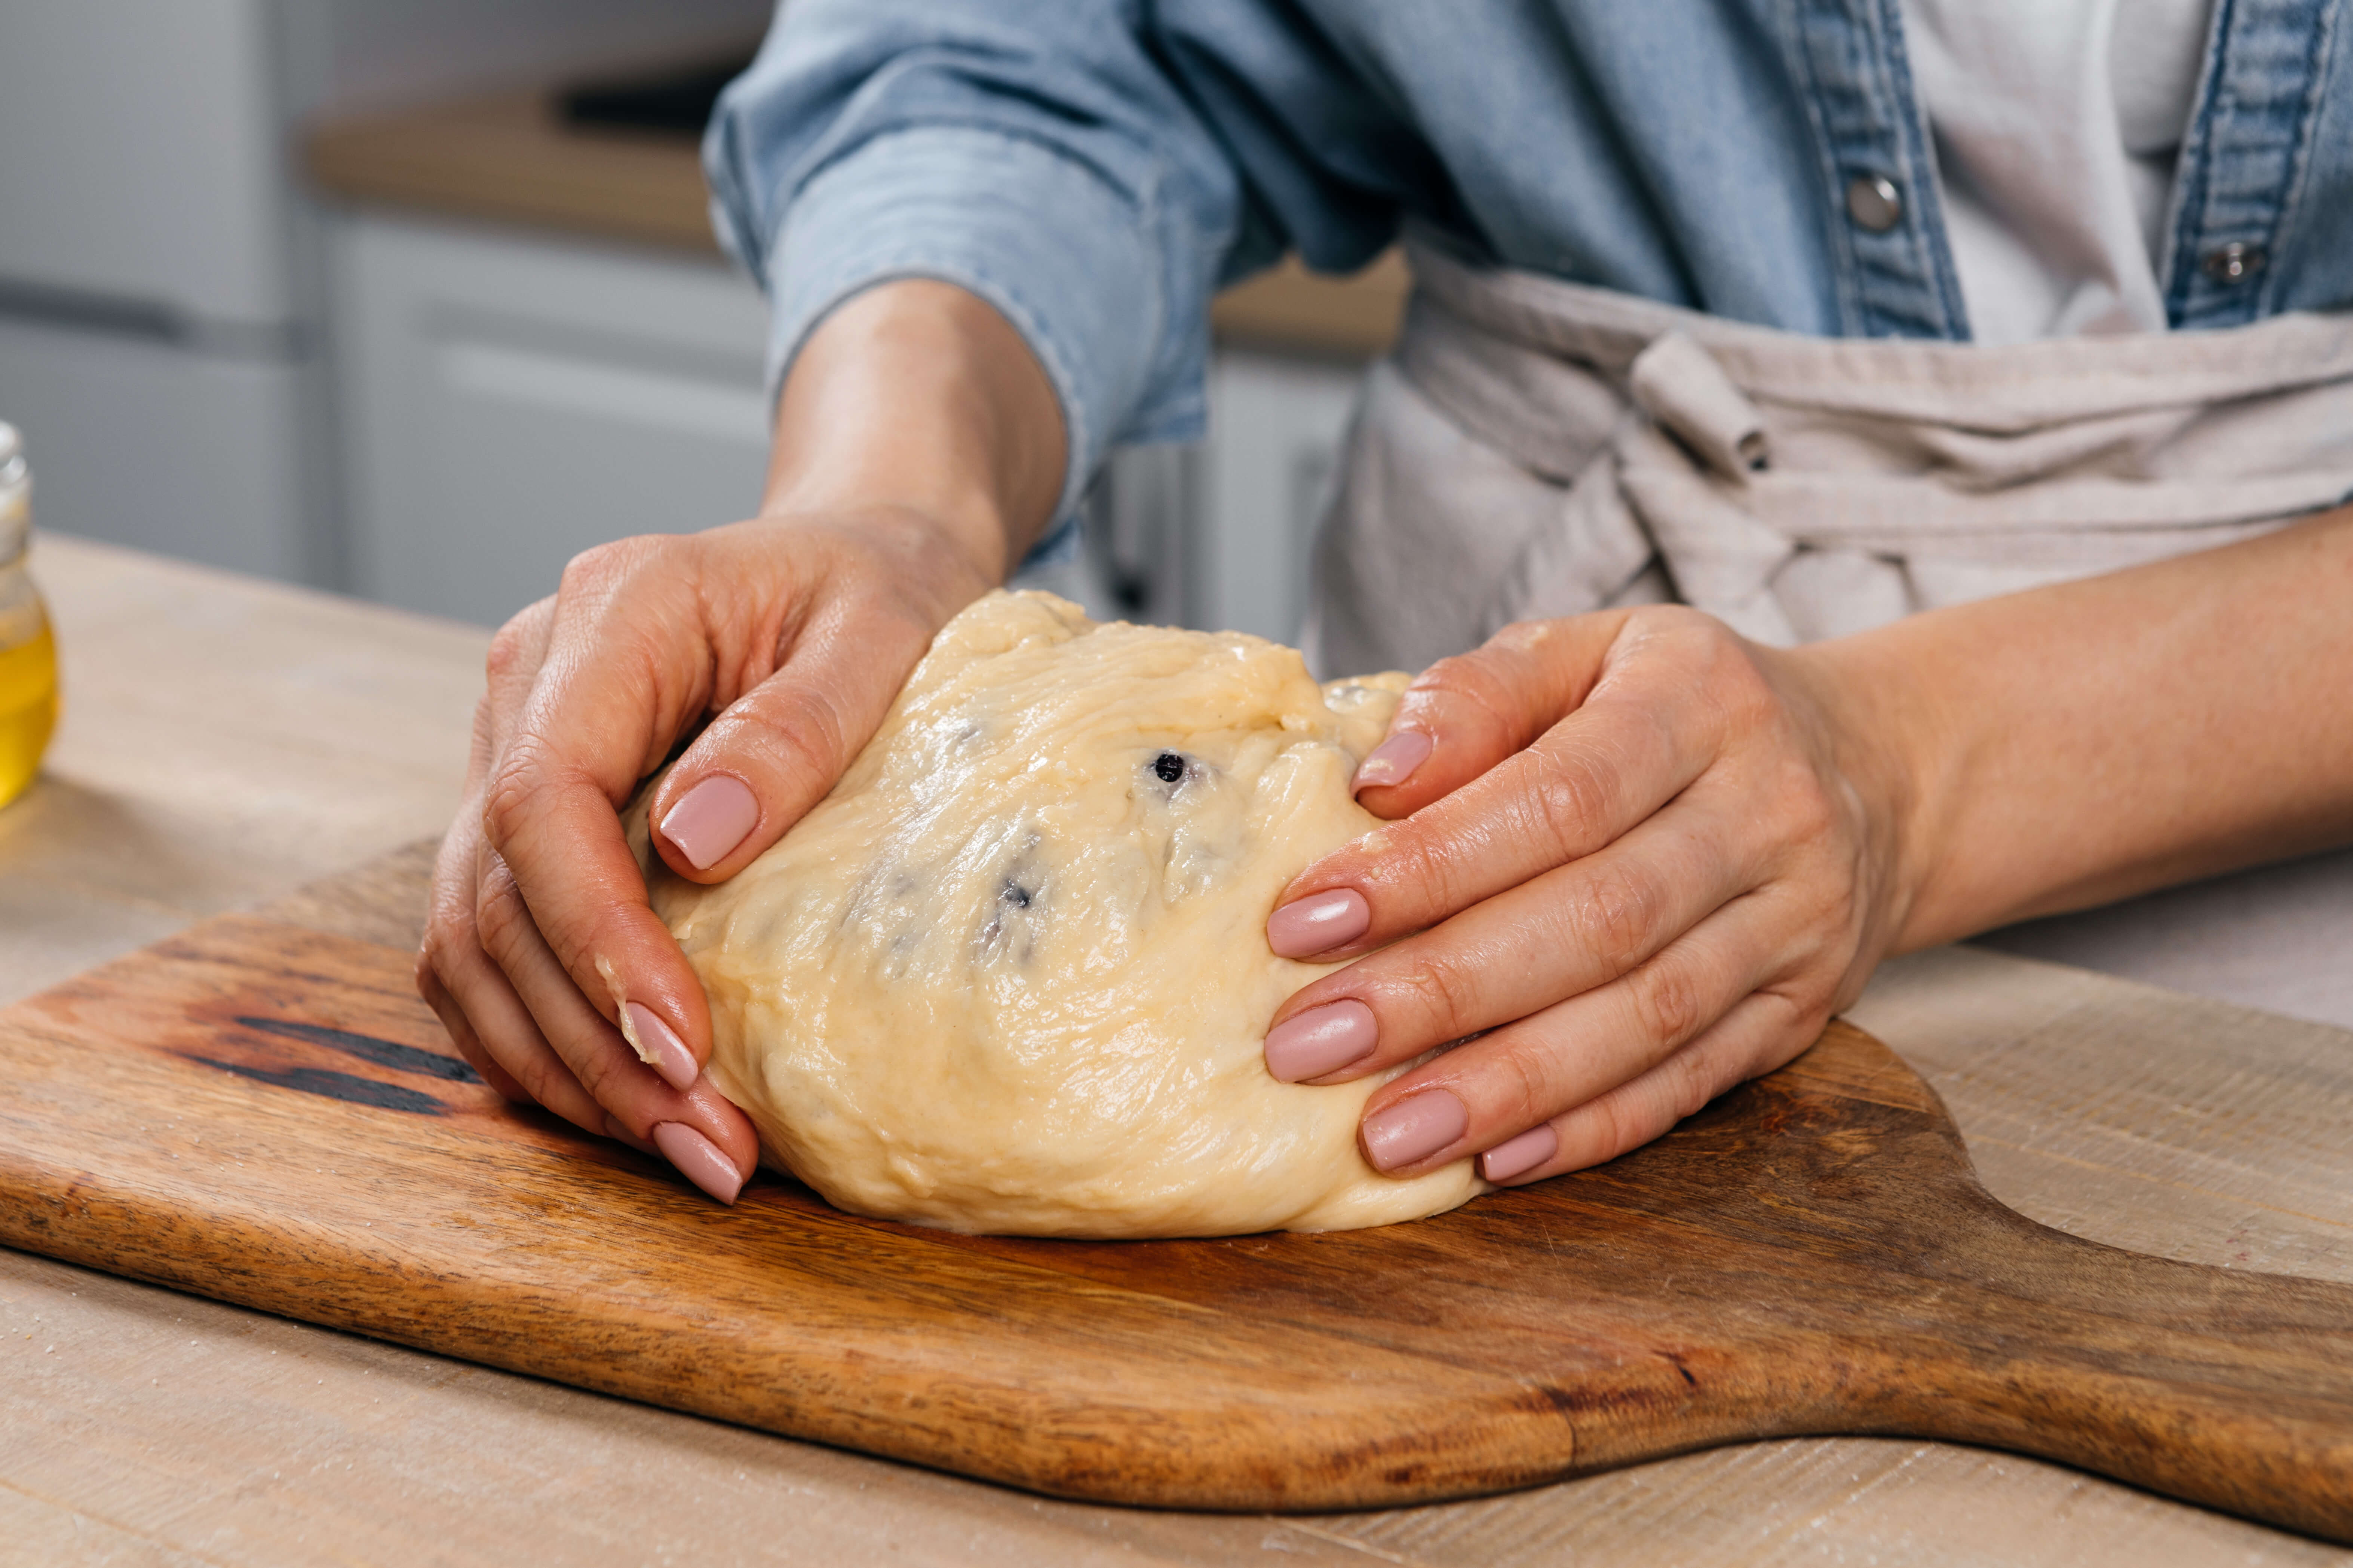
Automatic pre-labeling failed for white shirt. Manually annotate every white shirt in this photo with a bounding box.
[1903,0,2217,343]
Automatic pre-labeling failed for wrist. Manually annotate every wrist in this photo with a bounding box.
[1779,630,1955,959]
[760,279,1068,584]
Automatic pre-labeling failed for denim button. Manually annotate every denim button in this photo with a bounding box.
[1844,175,1903,233]
[2200,242,2267,284]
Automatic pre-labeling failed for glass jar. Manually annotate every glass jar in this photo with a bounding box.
[0,420,58,809]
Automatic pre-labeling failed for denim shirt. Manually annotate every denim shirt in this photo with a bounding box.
[704,0,2353,529]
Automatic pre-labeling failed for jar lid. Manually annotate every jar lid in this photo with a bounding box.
[0,421,25,564]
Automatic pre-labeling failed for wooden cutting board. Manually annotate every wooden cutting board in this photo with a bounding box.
[2,847,2349,1540]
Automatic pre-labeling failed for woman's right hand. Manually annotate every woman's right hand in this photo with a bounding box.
[417,507,997,1200]
[414,280,1069,1202]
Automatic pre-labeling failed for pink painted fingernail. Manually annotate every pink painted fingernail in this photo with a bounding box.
[1481,1123,1560,1184]
[659,774,760,871]
[1267,889,1371,958]
[1264,1000,1380,1082]
[1362,1089,1469,1172]
[653,1122,745,1205]
[625,1001,699,1092]
[1353,729,1432,792]
[604,1115,659,1156]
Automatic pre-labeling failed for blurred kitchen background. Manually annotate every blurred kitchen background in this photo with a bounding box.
[0,0,1405,641]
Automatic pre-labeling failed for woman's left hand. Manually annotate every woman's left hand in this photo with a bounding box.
[1260,605,1918,1186]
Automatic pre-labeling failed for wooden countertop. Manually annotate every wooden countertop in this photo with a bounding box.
[6,536,2353,1564]
[304,87,1410,359]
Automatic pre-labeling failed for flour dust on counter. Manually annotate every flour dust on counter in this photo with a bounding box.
[631,590,1485,1237]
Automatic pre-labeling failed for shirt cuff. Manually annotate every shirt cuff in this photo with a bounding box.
[753,125,1200,548]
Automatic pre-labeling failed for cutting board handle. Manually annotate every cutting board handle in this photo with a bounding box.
[1912,1190,2353,1541]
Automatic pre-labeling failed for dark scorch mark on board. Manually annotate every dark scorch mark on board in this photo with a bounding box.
[191,1057,446,1114]
[234,1015,481,1083]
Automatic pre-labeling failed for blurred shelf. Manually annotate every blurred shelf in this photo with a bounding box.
[303,88,1406,357]
[306,88,719,256]
[1211,250,1405,359]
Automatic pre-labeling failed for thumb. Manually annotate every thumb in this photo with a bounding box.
[1352,612,1631,818]
[649,592,939,882]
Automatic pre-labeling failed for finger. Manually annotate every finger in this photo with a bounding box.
[437,577,760,1205]
[647,574,941,883]
[1481,990,1820,1185]
[479,540,731,1086]
[447,594,553,909]
[423,900,748,1204]
[427,605,599,1120]
[413,954,530,1103]
[1352,887,1801,1177]
[479,595,556,769]
[419,811,604,1131]
[1271,609,1763,960]
[1263,791,1762,1084]
[472,841,759,1203]
[1351,614,1629,814]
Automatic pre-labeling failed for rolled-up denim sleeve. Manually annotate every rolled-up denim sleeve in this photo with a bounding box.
[703,1,1254,542]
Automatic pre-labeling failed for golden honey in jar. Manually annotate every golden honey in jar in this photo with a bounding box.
[0,421,58,809]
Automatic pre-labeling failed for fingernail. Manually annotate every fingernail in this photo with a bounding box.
[1267,888,1371,958]
[659,774,760,871]
[604,1115,659,1156]
[653,1122,745,1205]
[1353,729,1432,792]
[1480,1123,1559,1184]
[1362,1089,1470,1172]
[624,1001,700,1092]
[1264,1000,1380,1082]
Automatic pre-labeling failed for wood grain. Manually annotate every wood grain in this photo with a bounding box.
[3,857,2350,1540]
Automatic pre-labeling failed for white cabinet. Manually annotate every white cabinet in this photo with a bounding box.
[0,1,774,591]
[1193,351,1365,646]
[334,212,1373,639]
[0,314,322,582]
[0,0,330,582]
[334,215,771,625]
[0,0,297,328]
[1060,353,1367,645]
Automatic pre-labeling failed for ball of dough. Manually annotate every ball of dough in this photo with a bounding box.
[636,591,1486,1237]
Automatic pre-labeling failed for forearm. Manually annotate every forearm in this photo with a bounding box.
[1811,504,2353,952]
[761,279,1068,585]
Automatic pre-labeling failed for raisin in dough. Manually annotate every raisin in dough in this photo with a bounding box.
[631,591,1486,1237]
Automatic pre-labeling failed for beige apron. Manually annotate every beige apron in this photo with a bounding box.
[1305,232,2353,1028]
[1309,232,2353,677]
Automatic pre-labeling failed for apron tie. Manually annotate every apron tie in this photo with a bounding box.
[1305,230,2353,675]
[1619,331,1799,641]
[1628,331,1769,477]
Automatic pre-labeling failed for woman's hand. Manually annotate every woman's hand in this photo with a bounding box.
[417,510,998,1200]
[415,280,1067,1202]
[1263,504,2353,1192]
[1259,606,1918,1187]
